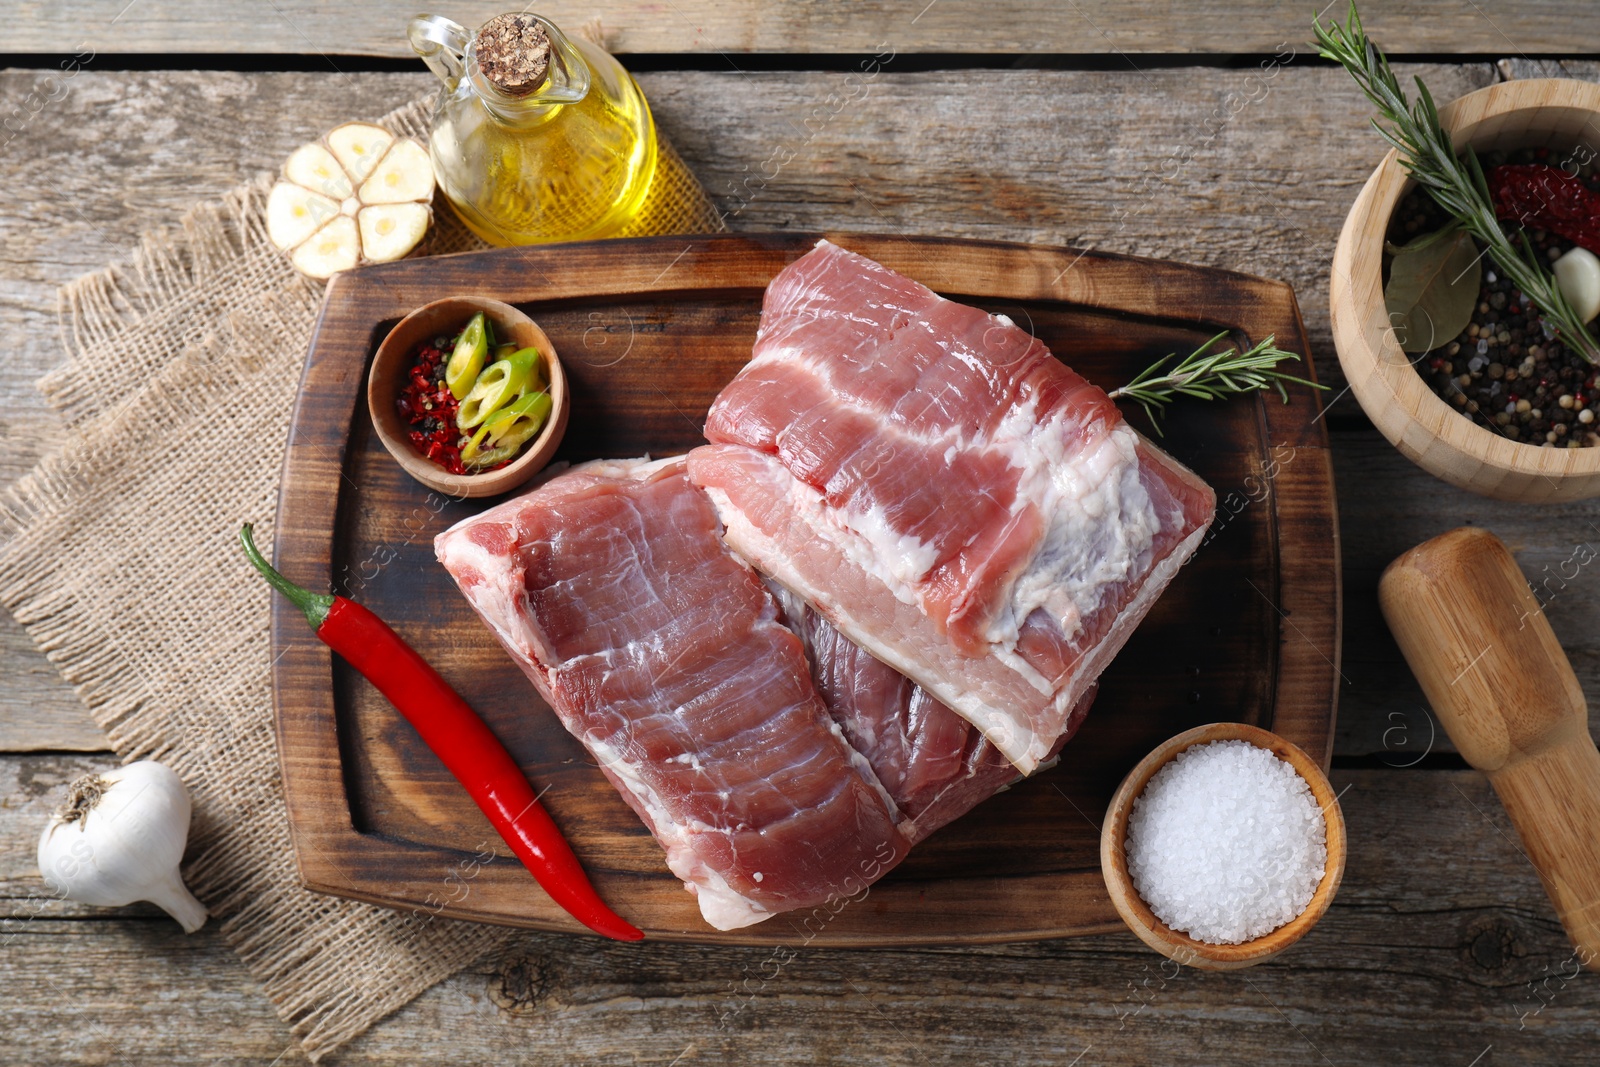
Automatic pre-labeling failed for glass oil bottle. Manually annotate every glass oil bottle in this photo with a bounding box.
[409,12,657,245]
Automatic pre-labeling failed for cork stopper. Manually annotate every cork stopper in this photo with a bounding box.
[474,13,553,97]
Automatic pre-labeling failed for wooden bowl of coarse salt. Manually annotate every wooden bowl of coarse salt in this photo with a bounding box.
[1099,722,1346,971]
[1331,78,1600,503]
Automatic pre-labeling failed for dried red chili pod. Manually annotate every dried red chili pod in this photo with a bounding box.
[1489,164,1600,256]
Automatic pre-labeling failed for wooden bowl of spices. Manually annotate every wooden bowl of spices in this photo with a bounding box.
[368,296,569,498]
[1331,78,1600,503]
[1100,722,1346,971]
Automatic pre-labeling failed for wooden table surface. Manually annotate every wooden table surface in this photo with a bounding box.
[5,5,1600,1064]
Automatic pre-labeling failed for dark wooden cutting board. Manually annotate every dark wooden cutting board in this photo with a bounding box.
[272,232,1339,946]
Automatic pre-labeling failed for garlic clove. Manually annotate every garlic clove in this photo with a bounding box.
[1554,247,1600,325]
[266,181,341,252]
[327,122,395,185]
[359,202,431,263]
[291,215,361,279]
[357,139,434,205]
[283,141,353,201]
[37,760,208,933]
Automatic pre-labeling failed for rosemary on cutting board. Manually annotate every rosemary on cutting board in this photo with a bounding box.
[1312,1,1600,361]
[1109,332,1322,434]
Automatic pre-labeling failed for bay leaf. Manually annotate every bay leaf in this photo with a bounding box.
[1384,225,1482,354]
[1383,219,1463,258]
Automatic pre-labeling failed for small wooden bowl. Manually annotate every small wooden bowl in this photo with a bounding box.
[1099,722,1347,971]
[368,296,569,498]
[1331,78,1600,503]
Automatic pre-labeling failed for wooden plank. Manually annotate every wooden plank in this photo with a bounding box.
[0,71,441,498]
[0,612,105,752]
[0,61,1496,481]
[1501,59,1600,81]
[4,755,1599,1063]
[10,2,1600,57]
[1333,425,1600,760]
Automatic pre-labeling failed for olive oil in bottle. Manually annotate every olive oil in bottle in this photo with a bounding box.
[410,12,657,245]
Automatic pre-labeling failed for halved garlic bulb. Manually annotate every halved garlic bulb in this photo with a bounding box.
[267,121,434,280]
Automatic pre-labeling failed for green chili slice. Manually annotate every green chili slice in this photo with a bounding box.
[463,390,553,469]
[445,313,490,401]
[456,347,543,430]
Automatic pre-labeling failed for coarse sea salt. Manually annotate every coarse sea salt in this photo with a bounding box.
[1124,739,1327,945]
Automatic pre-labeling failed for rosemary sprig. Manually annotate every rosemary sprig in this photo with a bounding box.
[1109,332,1323,434]
[1313,1,1599,361]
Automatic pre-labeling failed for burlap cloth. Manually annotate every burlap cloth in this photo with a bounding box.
[0,86,724,1060]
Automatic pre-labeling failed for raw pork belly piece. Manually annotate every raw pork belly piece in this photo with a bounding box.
[692,240,1217,774]
[776,588,1096,844]
[785,596,1017,844]
[434,457,909,930]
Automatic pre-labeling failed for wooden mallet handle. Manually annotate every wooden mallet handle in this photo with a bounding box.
[1380,526,1600,967]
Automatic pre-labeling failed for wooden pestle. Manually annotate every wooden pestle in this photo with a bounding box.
[1380,526,1600,967]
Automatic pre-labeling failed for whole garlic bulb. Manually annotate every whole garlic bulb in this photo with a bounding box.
[37,760,208,933]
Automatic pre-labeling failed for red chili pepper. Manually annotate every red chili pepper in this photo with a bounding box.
[396,338,514,477]
[1488,163,1600,255]
[239,524,643,942]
